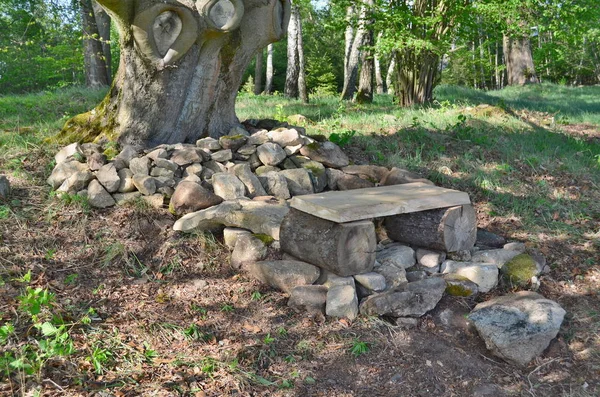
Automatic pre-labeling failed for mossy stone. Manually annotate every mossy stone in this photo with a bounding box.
[445,284,475,297]
[502,254,538,286]
[252,233,275,246]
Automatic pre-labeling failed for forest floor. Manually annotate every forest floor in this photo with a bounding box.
[0,84,599,396]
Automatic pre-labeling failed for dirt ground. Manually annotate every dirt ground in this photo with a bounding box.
[0,133,599,396]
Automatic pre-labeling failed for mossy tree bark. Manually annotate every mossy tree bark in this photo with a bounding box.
[60,0,290,147]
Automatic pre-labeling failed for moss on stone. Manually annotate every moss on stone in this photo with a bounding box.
[252,233,274,245]
[503,253,537,286]
[445,283,475,297]
[302,162,325,177]
[225,134,246,141]
[306,141,321,151]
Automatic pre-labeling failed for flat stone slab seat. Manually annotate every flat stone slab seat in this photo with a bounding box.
[290,182,471,223]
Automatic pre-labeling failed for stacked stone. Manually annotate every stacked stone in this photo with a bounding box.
[48,122,430,212]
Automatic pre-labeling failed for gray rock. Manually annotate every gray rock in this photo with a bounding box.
[232,163,267,198]
[129,156,151,176]
[416,248,446,271]
[337,173,376,190]
[171,147,206,166]
[96,163,121,193]
[184,174,202,183]
[146,148,169,161]
[225,199,289,240]
[258,172,291,200]
[47,160,88,189]
[316,270,356,288]
[326,168,344,190]
[284,143,303,156]
[255,166,280,176]
[211,149,233,162]
[281,158,297,170]
[373,260,408,290]
[169,181,223,215]
[476,229,506,248]
[201,167,215,182]
[55,143,83,165]
[288,285,328,314]
[472,249,521,268]
[87,180,116,208]
[150,167,175,179]
[203,160,228,174]
[115,145,140,167]
[443,274,479,296]
[223,227,252,249]
[376,243,416,270]
[360,278,446,318]
[298,160,327,193]
[196,137,221,151]
[174,201,242,232]
[132,175,157,196]
[406,271,428,282]
[267,128,304,147]
[393,317,419,328]
[354,272,386,292]
[157,186,175,197]
[183,163,203,177]
[117,168,136,193]
[80,143,102,157]
[248,153,262,170]
[247,129,270,145]
[142,194,164,209]
[326,284,359,320]
[441,261,498,293]
[256,142,287,166]
[87,152,106,171]
[154,175,176,188]
[237,144,257,156]
[230,234,267,269]
[279,169,314,196]
[468,291,566,366]
[503,242,526,252]
[212,173,247,200]
[245,260,320,294]
[300,141,349,168]
[57,170,93,194]
[341,165,389,183]
[228,126,250,137]
[113,192,142,205]
[219,135,247,151]
[501,253,545,286]
[380,167,433,186]
[0,175,10,199]
[447,249,472,262]
[154,158,178,172]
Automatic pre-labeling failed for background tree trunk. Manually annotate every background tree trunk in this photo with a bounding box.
[80,0,110,88]
[503,34,539,85]
[341,5,366,101]
[386,54,396,95]
[374,32,386,94]
[254,50,263,95]
[61,0,291,147]
[264,44,274,94]
[355,0,374,104]
[285,4,300,99]
[91,0,111,83]
[297,10,308,104]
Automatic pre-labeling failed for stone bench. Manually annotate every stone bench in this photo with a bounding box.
[280,182,477,276]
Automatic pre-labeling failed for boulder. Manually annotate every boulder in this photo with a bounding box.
[47,161,88,189]
[279,169,314,196]
[373,260,408,290]
[258,172,291,200]
[232,164,267,198]
[114,145,140,167]
[113,192,142,205]
[298,160,327,193]
[226,200,290,240]
[360,278,446,318]
[196,137,222,151]
[325,168,344,190]
[154,158,178,172]
[211,149,233,162]
[326,285,359,320]
[237,144,257,156]
[316,270,356,288]
[0,175,10,199]
[212,173,247,200]
[472,249,521,268]
[57,171,93,194]
[300,141,349,168]
[341,165,389,183]
[416,248,446,272]
[169,181,223,215]
[117,169,136,193]
[501,253,543,286]
[288,285,328,314]
[337,173,375,190]
[230,234,267,269]
[354,272,387,292]
[468,291,566,366]
[256,142,287,166]
[55,143,83,165]
[476,229,506,248]
[129,156,151,175]
[184,163,204,177]
[228,126,250,137]
[223,227,252,249]
[255,165,281,176]
[142,194,164,209]
[87,152,107,171]
[441,261,498,293]
[267,128,304,147]
[245,260,320,293]
[87,180,116,208]
[146,148,169,161]
[219,135,248,151]
[443,274,479,297]
[406,271,428,282]
[174,201,242,232]
[171,147,206,166]
[132,175,157,196]
[381,167,433,186]
[247,129,270,145]
[96,163,121,193]
[503,242,527,252]
[376,243,416,270]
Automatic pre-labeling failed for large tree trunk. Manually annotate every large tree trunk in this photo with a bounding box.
[60,0,291,147]
[503,34,539,85]
[264,43,274,94]
[254,49,263,95]
[92,0,112,82]
[396,50,440,106]
[284,4,300,99]
[81,0,110,88]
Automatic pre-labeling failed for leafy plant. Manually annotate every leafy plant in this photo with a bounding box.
[329,129,356,147]
[349,339,370,358]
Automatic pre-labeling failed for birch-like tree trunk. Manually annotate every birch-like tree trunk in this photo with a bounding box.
[254,49,263,95]
[284,4,300,98]
[60,0,291,147]
[264,43,274,94]
[355,0,375,104]
[92,0,112,82]
[297,10,308,103]
[374,32,386,94]
[341,5,366,101]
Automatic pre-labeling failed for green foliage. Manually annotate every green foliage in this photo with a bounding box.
[349,339,370,358]
[329,129,356,147]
